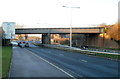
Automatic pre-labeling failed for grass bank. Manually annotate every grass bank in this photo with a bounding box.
[2,46,12,78]
[91,46,120,50]
[43,45,120,61]
[0,46,2,78]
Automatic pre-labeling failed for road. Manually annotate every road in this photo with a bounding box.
[10,46,119,78]
[26,47,119,78]
[10,47,70,77]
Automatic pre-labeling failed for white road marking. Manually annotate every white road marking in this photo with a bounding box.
[81,60,88,62]
[48,51,51,53]
[27,49,77,79]
[13,47,19,48]
[59,54,64,56]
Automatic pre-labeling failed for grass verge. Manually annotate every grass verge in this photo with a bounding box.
[90,46,120,50]
[2,46,12,78]
[43,45,120,61]
[0,46,2,78]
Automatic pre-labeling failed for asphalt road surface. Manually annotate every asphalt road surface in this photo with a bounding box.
[10,47,70,77]
[10,46,119,79]
[26,47,119,78]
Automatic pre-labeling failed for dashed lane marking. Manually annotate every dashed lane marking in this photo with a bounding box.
[81,60,88,62]
[59,54,64,56]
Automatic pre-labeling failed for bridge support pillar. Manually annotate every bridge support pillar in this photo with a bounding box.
[42,34,51,44]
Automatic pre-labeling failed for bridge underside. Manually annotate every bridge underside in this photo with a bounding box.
[16,33,100,45]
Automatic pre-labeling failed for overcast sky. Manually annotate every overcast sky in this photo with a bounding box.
[0,0,119,28]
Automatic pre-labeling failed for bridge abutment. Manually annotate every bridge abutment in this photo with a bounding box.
[86,34,100,47]
[85,34,119,48]
[73,34,105,47]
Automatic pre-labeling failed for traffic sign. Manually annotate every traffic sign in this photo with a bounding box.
[2,22,16,39]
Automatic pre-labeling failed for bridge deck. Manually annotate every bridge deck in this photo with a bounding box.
[15,27,103,34]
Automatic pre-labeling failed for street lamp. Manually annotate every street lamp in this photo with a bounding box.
[62,6,80,48]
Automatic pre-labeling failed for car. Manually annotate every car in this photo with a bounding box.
[10,41,18,46]
[18,41,22,47]
[18,41,30,48]
[25,42,29,47]
[18,41,26,48]
[81,45,88,49]
[20,43,26,48]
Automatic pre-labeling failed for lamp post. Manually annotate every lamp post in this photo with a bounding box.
[63,6,80,48]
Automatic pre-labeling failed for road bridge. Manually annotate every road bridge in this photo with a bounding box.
[15,27,103,44]
[15,27,103,34]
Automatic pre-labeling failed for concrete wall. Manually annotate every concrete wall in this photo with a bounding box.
[72,34,119,48]
[86,34,119,48]
[72,34,87,46]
